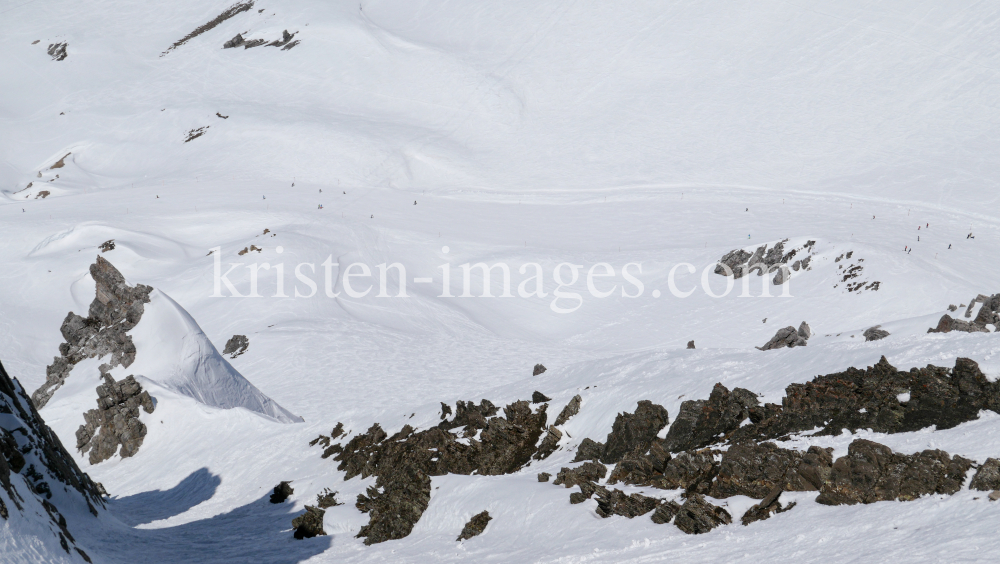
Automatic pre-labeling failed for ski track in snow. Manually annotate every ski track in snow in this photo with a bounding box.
[2,0,1000,562]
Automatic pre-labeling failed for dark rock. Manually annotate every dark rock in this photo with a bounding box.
[440,402,452,420]
[649,500,682,524]
[663,384,758,452]
[659,450,719,493]
[533,364,547,376]
[757,325,809,350]
[740,484,796,525]
[268,29,297,48]
[330,422,345,439]
[316,488,342,508]
[969,458,1000,491]
[533,426,562,460]
[673,493,732,534]
[438,399,499,432]
[269,481,293,503]
[864,325,890,341]
[553,394,581,426]
[476,401,547,475]
[456,510,492,541]
[99,240,115,253]
[222,335,249,358]
[715,248,752,278]
[732,356,1000,444]
[537,472,551,482]
[0,358,103,550]
[553,462,607,489]
[292,506,326,539]
[815,439,973,505]
[47,42,67,61]
[594,487,659,518]
[572,438,605,462]
[164,1,255,55]
[687,340,695,349]
[569,492,589,504]
[601,400,669,463]
[709,441,826,499]
[927,314,987,334]
[75,374,155,464]
[531,391,551,403]
[223,34,245,48]
[33,257,153,408]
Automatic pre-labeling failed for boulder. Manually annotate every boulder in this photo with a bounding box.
[531,391,551,403]
[863,325,890,341]
[222,334,249,358]
[572,438,605,462]
[673,493,732,534]
[553,395,581,426]
[533,364,547,376]
[970,458,1000,491]
[757,325,808,350]
[269,481,293,504]
[457,510,492,541]
[601,400,669,463]
[686,340,696,349]
[292,506,326,539]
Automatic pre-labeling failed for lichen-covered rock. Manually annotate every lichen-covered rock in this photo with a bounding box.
[269,481,293,503]
[816,439,973,505]
[75,374,155,464]
[863,325,890,341]
[456,510,492,541]
[33,257,153,408]
[292,506,326,539]
[553,395,581,426]
[601,400,669,463]
[663,384,758,452]
[673,493,732,534]
[970,458,1000,491]
[222,335,249,358]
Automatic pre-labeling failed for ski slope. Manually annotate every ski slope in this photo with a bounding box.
[1,0,1000,562]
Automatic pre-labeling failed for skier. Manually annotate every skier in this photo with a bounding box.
[948,244,952,249]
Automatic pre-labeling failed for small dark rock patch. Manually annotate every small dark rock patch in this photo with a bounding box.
[48,43,68,61]
[99,240,115,253]
[863,325,890,341]
[269,481,293,504]
[164,1,255,55]
[531,391,551,403]
[456,510,491,541]
[533,364,547,376]
[292,506,326,539]
[223,335,249,358]
[553,394,581,426]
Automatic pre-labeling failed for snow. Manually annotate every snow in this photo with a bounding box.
[1,0,1000,562]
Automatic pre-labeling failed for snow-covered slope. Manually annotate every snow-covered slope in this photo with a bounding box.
[1,0,1000,562]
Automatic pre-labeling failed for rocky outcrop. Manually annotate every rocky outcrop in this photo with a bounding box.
[928,293,999,333]
[291,506,326,539]
[269,481,293,503]
[863,325,890,341]
[714,239,815,280]
[1,358,103,556]
[33,257,153,409]
[75,375,155,464]
[531,391,551,403]
[533,426,562,460]
[740,485,796,526]
[457,510,492,541]
[663,384,758,452]
[673,494,732,534]
[164,1,255,55]
[757,322,811,350]
[594,488,660,518]
[223,335,249,358]
[572,438,604,462]
[316,488,342,508]
[553,395,581,426]
[600,401,669,464]
[816,439,972,505]
[970,459,1000,491]
[223,34,245,49]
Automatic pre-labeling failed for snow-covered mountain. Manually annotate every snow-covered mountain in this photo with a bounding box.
[2,0,1000,562]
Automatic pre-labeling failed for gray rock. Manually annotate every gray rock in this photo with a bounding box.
[75,374,155,464]
[33,257,153,409]
[863,325,890,341]
[797,321,811,339]
[223,34,244,48]
[757,325,808,350]
[686,340,695,349]
[47,42,67,61]
[456,510,491,541]
[970,458,1000,491]
[553,394,581,426]
[533,364,547,376]
[222,335,249,358]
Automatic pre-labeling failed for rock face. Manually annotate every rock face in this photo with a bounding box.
[863,325,890,341]
[291,506,326,539]
[815,440,972,505]
[757,323,810,350]
[456,510,492,541]
[33,257,153,409]
[223,335,249,358]
[1,358,104,558]
[663,384,758,452]
[269,481,293,503]
[968,458,1000,491]
[553,395,581,426]
[75,375,155,464]
[600,401,670,464]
